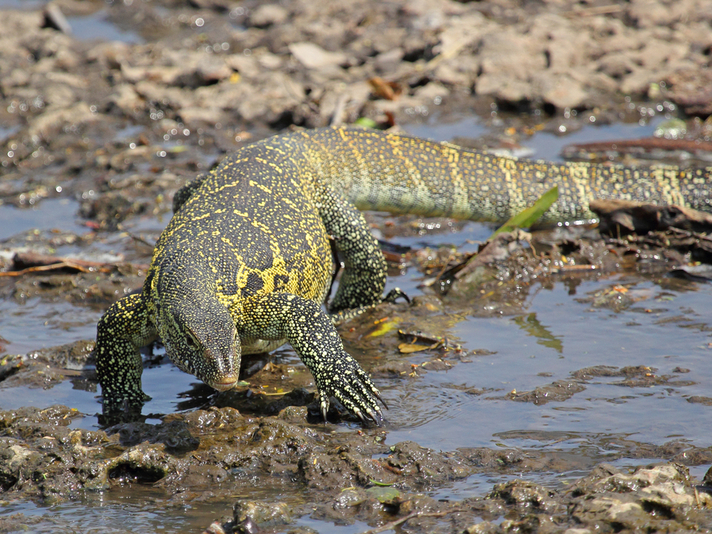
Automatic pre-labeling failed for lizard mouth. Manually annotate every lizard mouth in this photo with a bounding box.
[210,375,239,392]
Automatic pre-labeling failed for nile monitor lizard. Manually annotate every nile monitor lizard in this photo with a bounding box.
[95,126,712,424]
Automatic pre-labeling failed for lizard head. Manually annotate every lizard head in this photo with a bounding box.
[157,291,241,393]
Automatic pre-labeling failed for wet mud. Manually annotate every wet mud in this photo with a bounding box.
[2,402,712,533]
[2,0,712,532]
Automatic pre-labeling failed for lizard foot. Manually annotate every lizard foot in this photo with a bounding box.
[383,287,410,304]
[317,354,387,426]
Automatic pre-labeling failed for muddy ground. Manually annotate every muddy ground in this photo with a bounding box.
[2,0,712,532]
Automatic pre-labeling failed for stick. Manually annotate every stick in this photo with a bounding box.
[359,509,463,534]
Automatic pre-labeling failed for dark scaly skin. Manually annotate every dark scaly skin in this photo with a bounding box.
[96,126,712,424]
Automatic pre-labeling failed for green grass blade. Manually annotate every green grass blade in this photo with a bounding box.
[492,186,559,236]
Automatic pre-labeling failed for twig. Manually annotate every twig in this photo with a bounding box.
[0,261,107,277]
[562,4,623,17]
[359,508,463,534]
[0,251,146,277]
[129,233,157,248]
[668,226,712,244]
[330,93,350,127]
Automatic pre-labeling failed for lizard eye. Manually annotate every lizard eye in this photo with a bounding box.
[185,335,197,349]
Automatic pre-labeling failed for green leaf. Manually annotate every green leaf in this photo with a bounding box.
[368,478,395,487]
[492,186,559,236]
[366,317,402,338]
[353,117,379,129]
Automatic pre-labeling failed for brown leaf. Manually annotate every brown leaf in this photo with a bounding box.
[589,199,712,234]
[368,77,403,101]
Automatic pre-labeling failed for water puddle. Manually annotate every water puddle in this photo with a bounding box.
[0,297,100,355]
[0,124,21,144]
[294,517,375,533]
[519,116,667,162]
[384,273,712,449]
[0,198,84,240]
[65,9,143,44]
[403,114,668,163]
[0,0,46,8]
[2,489,237,533]
[403,115,488,145]
[0,2,144,43]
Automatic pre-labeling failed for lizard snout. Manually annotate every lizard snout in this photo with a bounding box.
[210,373,239,392]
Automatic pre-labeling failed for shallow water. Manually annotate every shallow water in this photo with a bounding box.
[0,0,144,43]
[65,10,144,44]
[403,113,667,162]
[0,198,85,240]
[385,274,712,447]
[2,115,712,530]
[2,490,238,533]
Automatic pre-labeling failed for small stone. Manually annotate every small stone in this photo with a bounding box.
[366,486,402,505]
[42,3,72,34]
[476,74,532,103]
[202,521,226,534]
[249,4,289,28]
[289,42,347,70]
[541,76,589,110]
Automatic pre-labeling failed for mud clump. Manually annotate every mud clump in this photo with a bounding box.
[78,193,147,231]
[3,405,712,532]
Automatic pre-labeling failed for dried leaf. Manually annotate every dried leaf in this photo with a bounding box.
[398,343,434,354]
[367,317,402,338]
[368,77,402,101]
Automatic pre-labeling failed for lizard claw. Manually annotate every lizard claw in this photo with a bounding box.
[362,405,383,426]
[383,287,410,305]
[316,351,386,426]
[372,390,389,411]
[320,395,330,423]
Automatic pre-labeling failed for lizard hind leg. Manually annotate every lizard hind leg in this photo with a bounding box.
[316,186,388,313]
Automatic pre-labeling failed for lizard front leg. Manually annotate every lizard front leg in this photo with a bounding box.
[95,292,158,411]
[241,293,385,424]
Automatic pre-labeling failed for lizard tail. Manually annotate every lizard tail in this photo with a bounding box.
[298,126,712,223]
